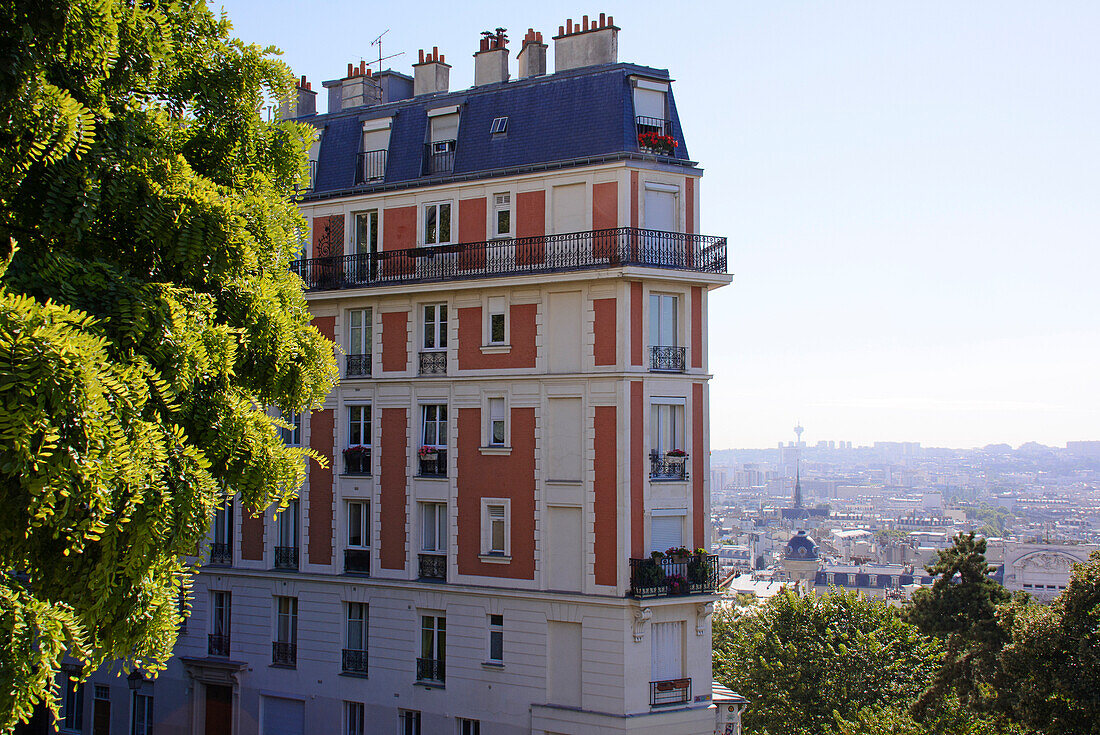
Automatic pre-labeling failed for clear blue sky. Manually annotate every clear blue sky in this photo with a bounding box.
[213,0,1100,449]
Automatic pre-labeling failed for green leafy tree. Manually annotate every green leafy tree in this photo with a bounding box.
[829,699,1028,735]
[907,533,1013,713]
[992,551,1100,734]
[0,0,337,727]
[713,588,941,735]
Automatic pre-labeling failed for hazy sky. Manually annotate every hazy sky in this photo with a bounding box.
[212,0,1100,449]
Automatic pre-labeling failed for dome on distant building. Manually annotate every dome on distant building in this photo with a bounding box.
[785,530,818,560]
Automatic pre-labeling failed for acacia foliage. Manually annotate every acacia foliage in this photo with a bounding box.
[0,0,337,727]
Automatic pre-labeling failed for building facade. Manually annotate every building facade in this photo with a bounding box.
[74,16,731,735]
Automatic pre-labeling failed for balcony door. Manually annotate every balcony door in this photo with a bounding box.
[643,184,682,265]
[352,210,378,283]
[651,621,684,682]
[650,514,683,555]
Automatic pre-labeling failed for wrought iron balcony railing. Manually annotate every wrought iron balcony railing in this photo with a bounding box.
[418,553,447,580]
[346,353,371,378]
[417,450,447,478]
[290,227,727,292]
[423,140,456,175]
[342,648,369,675]
[418,351,447,375]
[274,546,299,570]
[208,633,230,657]
[650,678,691,707]
[344,548,371,575]
[635,115,672,136]
[208,542,232,566]
[629,554,719,598]
[649,345,686,372]
[272,641,297,667]
[416,656,446,684]
[650,452,689,481]
[355,149,387,184]
[343,448,372,476]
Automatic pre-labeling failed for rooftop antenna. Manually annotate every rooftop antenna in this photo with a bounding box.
[367,29,405,72]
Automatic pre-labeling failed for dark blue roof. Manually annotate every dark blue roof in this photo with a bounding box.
[785,531,819,559]
[307,63,693,197]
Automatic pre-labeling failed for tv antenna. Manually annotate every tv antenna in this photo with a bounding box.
[367,29,404,71]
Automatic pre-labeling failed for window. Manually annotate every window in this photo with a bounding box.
[131,693,153,735]
[459,718,481,735]
[489,116,508,134]
[275,596,298,646]
[419,615,446,681]
[211,590,231,638]
[353,212,379,256]
[347,501,370,548]
[213,500,233,546]
[345,405,371,475]
[430,111,459,143]
[487,614,503,663]
[422,304,448,349]
[633,85,668,126]
[348,308,373,356]
[492,193,511,237]
[398,709,421,735]
[345,702,365,735]
[649,294,678,347]
[278,409,301,446]
[651,400,685,454]
[649,513,684,555]
[481,500,509,557]
[421,404,447,448]
[421,503,447,553]
[487,296,506,344]
[60,673,83,732]
[488,398,506,446]
[277,500,298,548]
[347,603,368,652]
[423,202,452,245]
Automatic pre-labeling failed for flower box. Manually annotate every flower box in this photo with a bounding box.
[638,131,679,156]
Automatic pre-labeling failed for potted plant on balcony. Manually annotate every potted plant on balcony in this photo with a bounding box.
[635,556,667,592]
[687,549,713,587]
[664,448,687,468]
[666,546,692,564]
[638,131,678,156]
[666,573,690,595]
[418,445,439,460]
[342,445,369,473]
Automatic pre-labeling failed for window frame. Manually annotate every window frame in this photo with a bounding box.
[274,595,298,646]
[420,404,448,449]
[422,201,453,246]
[485,295,508,346]
[347,404,372,449]
[491,192,512,238]
[60,671,83,732]
[420,502,448,553]
[352,210,380,256]
[212,499,233,546]
[650,398,686,455]
[278,409,301,446]
[459,718,482,735]
[480,498,510,558]
[347,500,371,549]
[276,499,298,549]
[649,293,679,348]
[487,396,507,447]
[346,602,369,653]
[419,614,446,664]
[398,709,421,735]
[131,692,153,735]
[348,307,373,357]
[211,590,231,637]
[421,304,448,351]
[345,701,365,735]
[487,614,504,664]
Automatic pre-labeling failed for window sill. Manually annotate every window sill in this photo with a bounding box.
[414,680,445,689]
[269,663,296,670]
[339,671,370,680]
[479,446,512,456]
[481,661,505,670]
[479,553,511,564]
[414,474,449,481]
[339,473,373,479]
[480,344,511,354]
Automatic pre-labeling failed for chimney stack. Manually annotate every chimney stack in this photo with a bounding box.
[322,62,381,113]
[413,47,451,96]
[553,13,618,72]
[473,28,510,87]
[280,75,317,120]
[517,28,547,79]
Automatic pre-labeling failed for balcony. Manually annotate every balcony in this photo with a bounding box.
[355,149,387,184]
[649,345,686,373]
[346,353,371,378]
[416,657,445,684]
[629,554,719,598]
[417,450,447,478]
[208,633,230,657]
[290,227,727,292]
[650,678,691,707]
[342,648,369,676]
[344,548,371,575]
[635,115,672,136]
[343,447,372,476]
[274,546,299,570]
[650,452,689,481]
[423,140,456,175]
[418,351,447,375]
[418,553,446,581]
[208,542,232,566]
[272,641,297,667]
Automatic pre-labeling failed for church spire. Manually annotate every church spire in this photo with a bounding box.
[794,464,803,508]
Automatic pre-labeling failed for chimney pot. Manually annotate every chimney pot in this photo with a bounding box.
[419,49,425,63]
[600,12,606,27]
[359,61,365,75]
[608,15,613,25]
[583,15,589,31]
[347,63,353,77]
[567,19,573,33]
[439,53,445,62]
[559,25,564,36]
[433,46,439,58]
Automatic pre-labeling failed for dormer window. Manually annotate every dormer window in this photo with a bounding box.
[357,118,391,184]
[425,106,459,175]
[632,79,669,135]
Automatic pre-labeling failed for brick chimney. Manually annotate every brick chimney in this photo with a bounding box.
[473,29,510,87]
[413,47,451,96]
[517,28,547,79]
[323,62,381,113]
[553,13,618,72]
[280,75,317,120]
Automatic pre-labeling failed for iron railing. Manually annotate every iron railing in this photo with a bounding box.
[418,553,447,580]
[344,548,371,575]
[650,452,689,481]
[346,353,371,378]
[629,554,719,598]
[423,140,456,175]
[649,345,686,372]
[272,641,297,667]
[635,115,672,136]
[208,633,230,657]
[418,351,447,375]
[416,657,445,684]
[417,450,447,478]
[343,448,372,476]
[290,227,727,292]
[342,648,369,675]
[274,546,299,570]
[650,678,691,707]
[355,149,387,184]
[208,542,232,566]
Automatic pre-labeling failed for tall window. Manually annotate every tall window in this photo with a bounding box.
[345,702,365,735]
[423,202,451,245]
[211,591,231,638]
[277,500,298,548]
[275,596,297,646]
[422,304,447,350]
[354,211,378,256]
[420,615,446,679]
[348,308,372,355]
[421,405,447,448]
[131,693,153,735]
[421,503,447,553]
[346,405,371,475]
[649,294,678,347]
[347,501,370,549]
[487,296,506,345]
[651,401,684,454]
[488,398,506,446]
[213,501,233,546]
[483,503,507,556]
[278,409,301,446]
[398,710,421,735]
[459,719,481,735]
[487,614,503,664]
[346,602,368,652]
[492,193,511,237]
[61,673,83,732]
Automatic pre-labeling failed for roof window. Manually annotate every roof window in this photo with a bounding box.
[490,116,508,134]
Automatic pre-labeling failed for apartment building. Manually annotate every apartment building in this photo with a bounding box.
[75,16,731,735]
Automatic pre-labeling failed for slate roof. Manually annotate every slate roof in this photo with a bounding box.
[305,63,693,199]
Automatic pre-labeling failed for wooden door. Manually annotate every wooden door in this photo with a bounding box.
[204,684,233,735]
